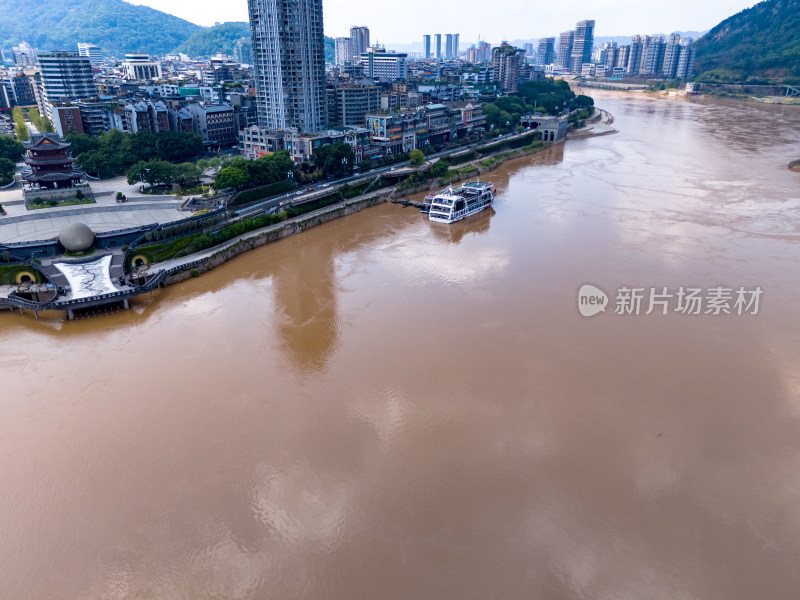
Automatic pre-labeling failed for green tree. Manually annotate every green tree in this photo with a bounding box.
[175,162,202,187]
[214,166,250,189]
[0,158,15,186]
[127,159,178,187]
[76,149,123,179]
[12,108,29,142]
[15,121,29,142]
[409,149,425,167]
[0,135,24,162]
[313,142,354,179]
[27,108,54,133]
[430,160,450,177]
[66,133,101,156]
[158,132,203,162]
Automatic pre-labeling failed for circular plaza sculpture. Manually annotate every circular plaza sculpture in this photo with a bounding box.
[59,223,95,253]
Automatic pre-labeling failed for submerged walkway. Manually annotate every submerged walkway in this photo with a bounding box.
[1,253,166,319]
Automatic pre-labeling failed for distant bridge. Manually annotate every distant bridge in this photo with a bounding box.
[786,86,800,98]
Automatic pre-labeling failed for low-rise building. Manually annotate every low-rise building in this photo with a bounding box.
[124,54,162,81]
[52,104,85,136]
[365,102,484,155]
[327,83,381,126]
[519,114,568,142]
[360,48,408,80]
[238,126,288,159]
[124,100,170,133]
[186,103,237,147]
[286,126,372,163]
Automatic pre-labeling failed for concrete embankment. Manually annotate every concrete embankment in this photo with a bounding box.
[152,116,612,288]
[390,140,561,198]
[160,190,392,285]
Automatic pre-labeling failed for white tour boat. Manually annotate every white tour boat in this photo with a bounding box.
[426,181,495,224]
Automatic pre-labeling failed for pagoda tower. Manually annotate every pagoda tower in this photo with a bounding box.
[22,134,87,194]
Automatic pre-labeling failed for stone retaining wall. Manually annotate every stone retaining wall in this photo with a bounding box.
[163,191,391,285]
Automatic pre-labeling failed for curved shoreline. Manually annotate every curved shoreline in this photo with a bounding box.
[157,139,566,287]
[3,110,615,319]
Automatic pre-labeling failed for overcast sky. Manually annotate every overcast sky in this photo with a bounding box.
[127,0,757,43]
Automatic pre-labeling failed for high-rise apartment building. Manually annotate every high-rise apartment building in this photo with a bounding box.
[569,20,595,73]
[12,42,38,67]
[475,41,491,63]
[642,37,666,74]
[77,43,103,65]
[537,38,556,66]
[350,26,370,57]
[444,34,459,59]
[662,34,682,79]
[557,31,574,70]
[248,0,326,132]
[233,38,253,64]
[423,35,432,59]
[335,37,352,66]
[435,34,442,60]
[523,43,535,61]
[626,35,644,75]
[36,51,97,122]
[675,39,695,79]
[491,44,521,93]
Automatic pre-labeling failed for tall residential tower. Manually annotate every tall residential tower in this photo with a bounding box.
[350,26,370,57]
[248,0,326,132]
[570,20,595,73]
[557,31,574,70]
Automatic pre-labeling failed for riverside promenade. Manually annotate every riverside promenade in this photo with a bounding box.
[0,174,190,243]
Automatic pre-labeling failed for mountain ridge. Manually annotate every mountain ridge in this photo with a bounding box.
[693,0,800,83]
[0,0,335,61]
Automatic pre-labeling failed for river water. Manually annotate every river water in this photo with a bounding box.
[2,92,800,599]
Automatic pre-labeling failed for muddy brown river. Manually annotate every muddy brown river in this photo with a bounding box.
[2,91,800,599]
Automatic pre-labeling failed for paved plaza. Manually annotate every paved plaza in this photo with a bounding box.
[0,174,191,243]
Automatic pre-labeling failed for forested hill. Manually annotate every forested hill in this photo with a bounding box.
[0,0,201,56]
[0,0,337,61]
[176,21,336,61]
[693,0,800,83]
[175,22,251,57]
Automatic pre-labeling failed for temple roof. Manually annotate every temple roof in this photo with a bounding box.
[25,156,76,167]
[23,168,84,183]
[24,133,70,151]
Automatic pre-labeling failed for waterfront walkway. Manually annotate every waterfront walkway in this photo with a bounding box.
[0,174,189,243]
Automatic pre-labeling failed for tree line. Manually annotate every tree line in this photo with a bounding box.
[482,78,594,131]
[126,160,202,190]
[214,143,357,191]
[68,130,204,179]
[214,150,297,190]
[0,135,25,186]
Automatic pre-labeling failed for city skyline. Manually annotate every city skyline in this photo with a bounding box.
[127,0,759,43]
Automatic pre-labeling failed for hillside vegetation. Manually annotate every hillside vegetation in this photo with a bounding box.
[175,22,250,57]
[1,0,337,60]
[176,21,335,61]
[0,0,201,56]
[693,0,800,83]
